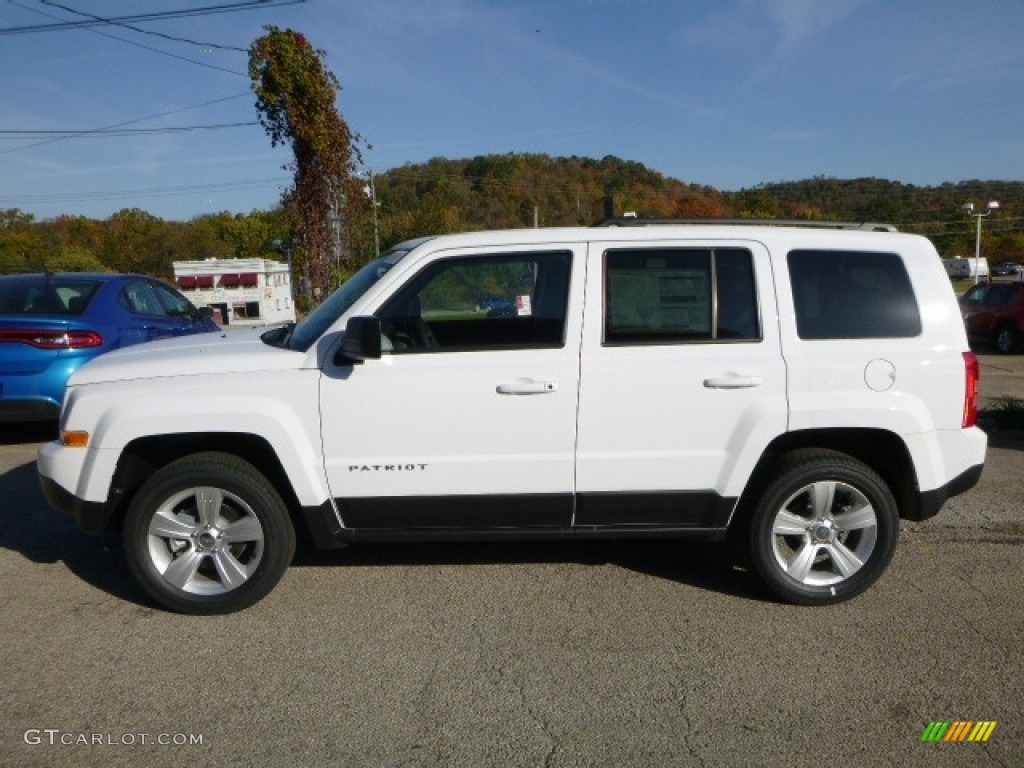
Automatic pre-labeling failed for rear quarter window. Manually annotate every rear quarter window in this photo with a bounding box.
[788,250,922,339]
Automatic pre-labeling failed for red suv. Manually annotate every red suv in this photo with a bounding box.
[959,282,1024,353]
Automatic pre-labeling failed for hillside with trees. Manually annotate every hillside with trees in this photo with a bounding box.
[2,154,1022,291]
[372,156,1024,263]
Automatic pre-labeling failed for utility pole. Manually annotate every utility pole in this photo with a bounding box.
[364,170,380,257]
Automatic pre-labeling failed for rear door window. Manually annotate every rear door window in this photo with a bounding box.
[119,280,166,317]
[603,247,760,344]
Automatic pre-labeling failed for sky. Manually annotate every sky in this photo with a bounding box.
[1,0,1022,222]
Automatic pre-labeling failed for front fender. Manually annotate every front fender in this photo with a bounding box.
[59,370,328,507]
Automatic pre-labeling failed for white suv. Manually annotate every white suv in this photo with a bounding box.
[38,222,987,614]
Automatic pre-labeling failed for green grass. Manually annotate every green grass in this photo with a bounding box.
[422,309,483,321]
[950,278,974,296]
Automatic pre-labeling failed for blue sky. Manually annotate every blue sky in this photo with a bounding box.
[2,0,1022,221]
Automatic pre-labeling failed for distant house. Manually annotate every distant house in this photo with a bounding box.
[172,258,295,326]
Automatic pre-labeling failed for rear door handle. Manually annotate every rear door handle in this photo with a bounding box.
[703,375,763,389]
[496,378,559,395]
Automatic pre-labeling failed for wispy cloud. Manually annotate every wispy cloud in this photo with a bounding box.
[674,0,867,85]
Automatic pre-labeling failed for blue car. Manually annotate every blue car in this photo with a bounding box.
[478,295,518,318]
[0,272,219,421]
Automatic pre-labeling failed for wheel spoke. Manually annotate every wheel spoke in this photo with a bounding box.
[834,502,876,532]
[786,541,819,582]
[220,516,263,544]
[810,481,837,516]
[194,488,224,527]
[211,549,249,590]
[826,540,864,578]
[773,510,809,536]
[162,549,205,590]
[149,509,196,539]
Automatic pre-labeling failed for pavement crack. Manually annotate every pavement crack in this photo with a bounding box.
[674,682,709,768]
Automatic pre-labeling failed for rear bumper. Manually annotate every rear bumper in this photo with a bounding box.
[903,426,987,521]
[913,462,985,522]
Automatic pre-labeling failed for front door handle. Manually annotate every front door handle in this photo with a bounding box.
[496,378,559,395]
[703,375,763,389]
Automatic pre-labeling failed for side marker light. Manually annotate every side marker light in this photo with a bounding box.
[62,431,90,448]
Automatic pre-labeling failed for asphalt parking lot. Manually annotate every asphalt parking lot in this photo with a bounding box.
[1,354,1022,768]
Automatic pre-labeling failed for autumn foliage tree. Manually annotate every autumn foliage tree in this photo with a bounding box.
[248,26,368,305]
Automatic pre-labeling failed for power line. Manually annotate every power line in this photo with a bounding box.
[0,0,304,35]
[0,92,253,154]
[38,0,249,52]
[0,122,257,138]
[0,176,285,205]
[6,0,249,77]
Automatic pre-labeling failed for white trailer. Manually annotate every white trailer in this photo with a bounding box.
[942,256,989,279]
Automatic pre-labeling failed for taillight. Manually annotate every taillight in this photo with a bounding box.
[963,350,979,428]
[0,329,103,350]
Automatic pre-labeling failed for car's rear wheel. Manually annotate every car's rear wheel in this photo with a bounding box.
[123,452,295,614]
[996,325,1018,354]
[746,450,899,605]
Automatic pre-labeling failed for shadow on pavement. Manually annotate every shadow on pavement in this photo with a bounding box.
[0,421,58,445]
[3,449,769,610]
[293,537,772,604]
[0,458,149,607]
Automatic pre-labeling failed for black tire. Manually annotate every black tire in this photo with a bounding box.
[123,452,295,615]
[996,325,1018,354]
[746,449,899,606]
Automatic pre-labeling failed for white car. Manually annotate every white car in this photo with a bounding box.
[38,222,987,613]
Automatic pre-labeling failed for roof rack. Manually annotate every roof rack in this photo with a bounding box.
[594,217,899,232]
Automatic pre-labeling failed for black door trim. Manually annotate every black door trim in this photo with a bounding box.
[574,491,736,528]
[332,490,734,533]
[337,493,574,530]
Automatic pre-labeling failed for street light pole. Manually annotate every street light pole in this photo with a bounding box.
[963,201,999,284]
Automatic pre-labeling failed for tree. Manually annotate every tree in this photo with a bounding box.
[99,208,167,275]
[0,212,47,274]
[248,27,369,305]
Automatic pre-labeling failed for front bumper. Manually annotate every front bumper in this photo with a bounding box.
[37,441,117,534]
[39,473,109,534]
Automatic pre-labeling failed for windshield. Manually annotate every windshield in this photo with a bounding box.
[285,250,410,351]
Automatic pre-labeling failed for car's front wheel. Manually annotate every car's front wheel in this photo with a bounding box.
[123,453,295,614]
[746,450,899,605]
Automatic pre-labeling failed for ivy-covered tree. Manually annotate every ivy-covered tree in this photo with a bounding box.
[248,26,369,305]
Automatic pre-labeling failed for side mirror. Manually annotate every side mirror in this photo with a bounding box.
[197,306,214,321]
[338,316,382,363]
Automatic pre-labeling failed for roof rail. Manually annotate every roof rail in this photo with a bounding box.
[594,217,899,232]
